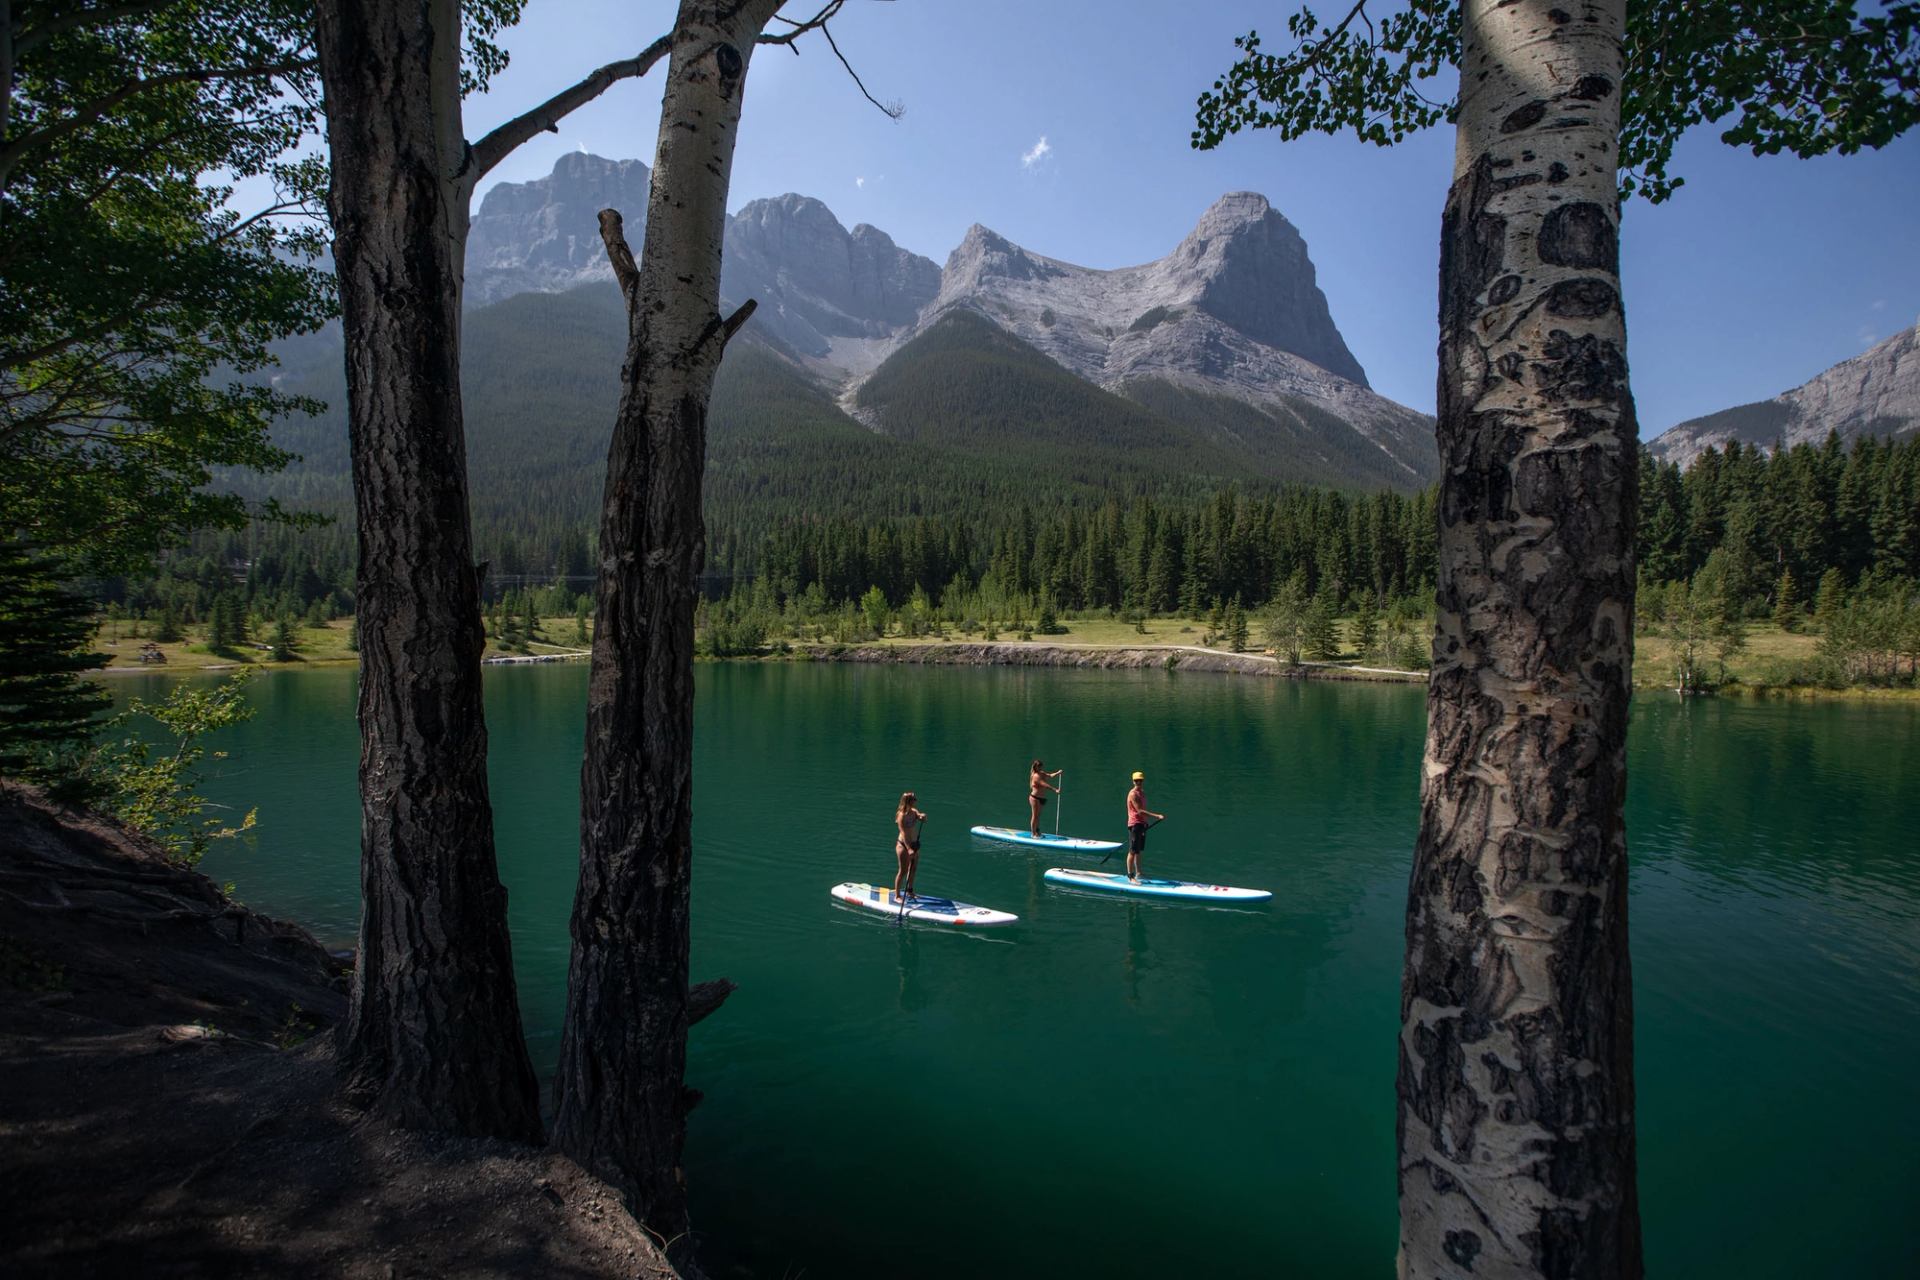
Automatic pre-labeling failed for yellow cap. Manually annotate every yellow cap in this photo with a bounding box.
[1131,771,1144,781]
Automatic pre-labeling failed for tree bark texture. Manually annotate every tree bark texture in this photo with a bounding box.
[1400,1,1641,1276]
[551,0,782,1240]
[316,0,540,1143]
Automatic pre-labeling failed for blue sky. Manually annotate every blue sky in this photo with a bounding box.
[470,0,1920,437]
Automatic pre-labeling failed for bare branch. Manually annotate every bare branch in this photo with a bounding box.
[819,20,901,119]
[715,299,758,351]
[597,207,640,314]
[756,0,900,118]
[687,978,736,1027]
[469,34,673,181]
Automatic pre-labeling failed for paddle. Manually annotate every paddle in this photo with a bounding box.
[1054,770,1064,837]
[1102,815,1164,866]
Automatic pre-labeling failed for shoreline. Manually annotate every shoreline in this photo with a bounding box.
[790,640,1426,682]
[87,637,1920,702]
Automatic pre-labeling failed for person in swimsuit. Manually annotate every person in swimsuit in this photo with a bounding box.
[1028,759,1063,837]
[1125,771,1163,884]
[895,791,927,900]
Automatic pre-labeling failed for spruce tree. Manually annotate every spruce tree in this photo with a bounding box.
[270,617,299,662]
[1814,567,1847,633]
[1226,598,1249,653]
[1303,590,1341,661]
[0,545,111,793]
[1351,593,1381,658]
[1771,566,1800,632]
[154,605,184,644]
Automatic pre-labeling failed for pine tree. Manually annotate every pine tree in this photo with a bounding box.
[1814,567,1847,633]
[1303,590,1341,661]
[0,545,111,795]
[1771,566,1800,632]
[208,596,235,652]
[154,605,184,644]
[270,617,299,662]
[347,616,360,653]
[1226,598,1249,653]
[574,600,591,646]
[1351,592,1380,657]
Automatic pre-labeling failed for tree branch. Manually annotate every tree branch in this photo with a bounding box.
[687,977,736,1027]
[12,0,175,59]
[468,34,673,181]
[596,207,640,313]
[703,299,758,356]
[757,0,901,118]
[0,57,313,194]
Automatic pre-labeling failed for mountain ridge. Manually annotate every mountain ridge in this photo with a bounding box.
[461,153,1438,489]
[1646,322,1920,468]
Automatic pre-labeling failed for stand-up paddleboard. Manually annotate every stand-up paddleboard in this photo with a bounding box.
[1042,867,1272,903]
[969,825,1123,853]
[830,882,1019,927]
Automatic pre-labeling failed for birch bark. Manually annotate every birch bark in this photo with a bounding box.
[1399,1,1642,1275]
[550,0,782,1240]
[315,0,541,1140]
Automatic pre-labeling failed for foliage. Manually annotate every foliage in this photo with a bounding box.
[0,0,338,574]
[1350,592,1381,657]
[1193,1,1920,202]
[0,544,110,796]
[1663,575,1745,692]
[1303,588,1342,661]
[104,672,258,865]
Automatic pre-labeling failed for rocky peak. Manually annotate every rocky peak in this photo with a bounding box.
[1172,192,1367,387]
[720,192,939,357]
[466,153,652,306]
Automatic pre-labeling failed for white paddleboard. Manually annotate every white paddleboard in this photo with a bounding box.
[969,825,1124,853]
[829,882,1019,927]
[1042,867,1272,903]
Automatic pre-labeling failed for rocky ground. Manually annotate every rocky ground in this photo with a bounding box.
[0,782,678,1279]
[805,640,1424,682]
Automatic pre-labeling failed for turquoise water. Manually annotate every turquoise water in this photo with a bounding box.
[109,663,1920,1277]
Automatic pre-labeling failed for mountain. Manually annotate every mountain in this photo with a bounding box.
[466,153,653,306]
[1646,323,1920,469]
[452,154,1435,490]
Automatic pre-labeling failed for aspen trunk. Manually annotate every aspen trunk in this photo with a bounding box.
[1399,1,1641,1275]
[551,0,781,1239]
[316,0,540,1142]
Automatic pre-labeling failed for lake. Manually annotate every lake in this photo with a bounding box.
[107,662,1920,1278]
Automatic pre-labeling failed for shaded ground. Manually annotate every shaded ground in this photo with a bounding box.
[0,782,677,1279]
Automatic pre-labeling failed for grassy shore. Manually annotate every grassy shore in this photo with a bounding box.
[94,612,1918,699]
[93,617,592,674]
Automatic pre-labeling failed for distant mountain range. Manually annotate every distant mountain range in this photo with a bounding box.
[453,152,1438,492]
[1645,322,1920,468]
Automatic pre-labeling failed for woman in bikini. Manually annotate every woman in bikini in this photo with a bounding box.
[1028,759,1062,837]
[894,791,927,900]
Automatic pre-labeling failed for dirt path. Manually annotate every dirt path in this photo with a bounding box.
[0,783,680,1279]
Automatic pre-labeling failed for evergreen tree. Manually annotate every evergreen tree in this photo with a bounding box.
[1814,567,1848,632]
[1226,598,1249,653]
[0,546,111,794]
[574,601,591,646]
[270,617,299,662]
[1303,590,1341,661]
[1351,592,1380,657]
[207,596,236,652]
[154,605,184,645]
[1771,566,1800,632]
[347,616,360,653]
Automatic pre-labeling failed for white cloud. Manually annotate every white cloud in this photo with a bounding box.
[1858,325,1878,348]
[1020,135,1052,169]
[575,141,587,154]
[855,176,866,189]
[1871,298,1887,311]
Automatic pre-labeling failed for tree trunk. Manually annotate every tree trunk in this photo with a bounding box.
[1399,1,1641,1275]
[551,0,782,1239]
[315,0,540,1143]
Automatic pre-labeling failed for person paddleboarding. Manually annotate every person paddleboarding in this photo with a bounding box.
[1028,760,1063,837]
[1125,771,1164,884]
[894,791,928,900]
